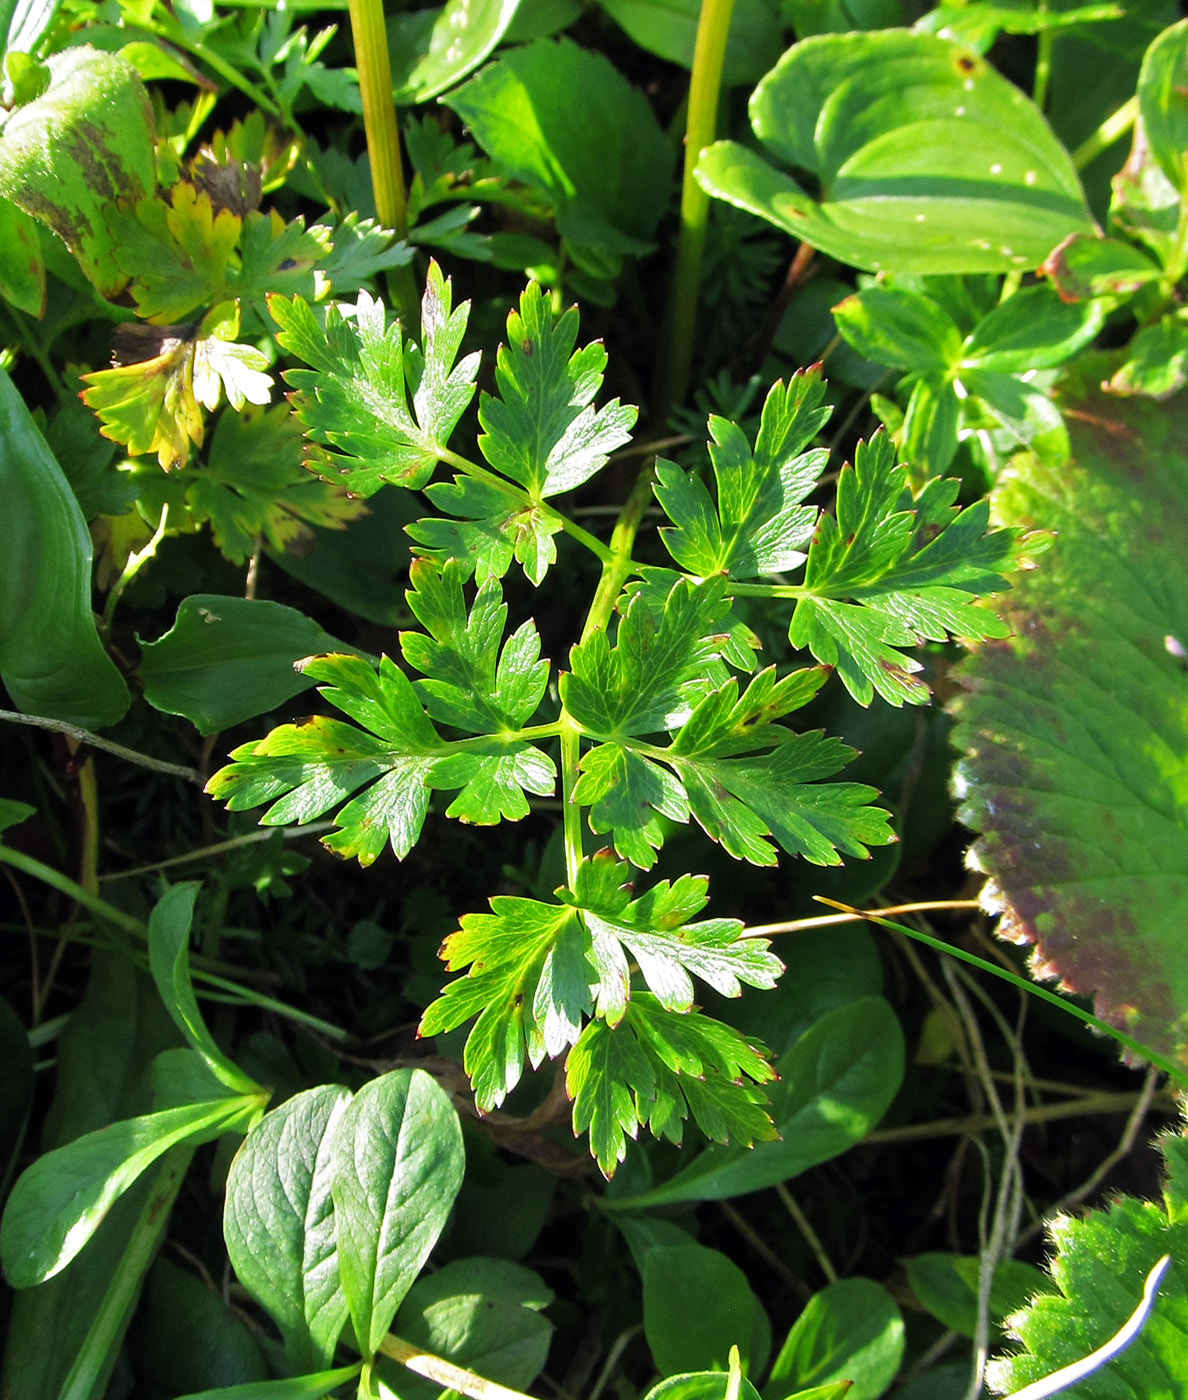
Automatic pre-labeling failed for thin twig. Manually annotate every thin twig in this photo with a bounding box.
[0,710,205,786]
[775,1182,838,1284]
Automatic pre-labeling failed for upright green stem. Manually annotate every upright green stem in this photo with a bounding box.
[559,466,658,885]
[348,0,420,326]
[650,0,735,428]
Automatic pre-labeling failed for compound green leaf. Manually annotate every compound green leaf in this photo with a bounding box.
[562,576,729,735]
[951,385,1188,1074]
[654,372,829,579]
[137,594,345,734]
[768,1279,904,1400]
[987,1133,1188,1396]
[0,46,155,296]
[410,473,562,586]
[224,1085,352,1371]
[616,996,903,1205]
[270,261,479,495]
[479,280,637,498]
[330,1068,464,1360]
[0,366,129,728]
[186,402,366,567]
[401,559,549,731]
[790,434,1019,705]
[567,994,778,1178]
[697,30,1093,275]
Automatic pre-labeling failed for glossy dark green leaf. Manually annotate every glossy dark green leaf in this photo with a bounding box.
[1,1096,249,1286]
[137,594,345,735]
[0,46,155,295]
[148,883,258,1093]
[174,1364,363,1400]
[643,1368,766,1400]
[832,287,963,372]
[902,374,960,478]
[1138,18,1188,194]
[129,1257,267,1394]
[768,1278,904,1400]
[1108,313,1188,397]
[597,0,782,86]
[377,1257,553,1400]
[331,1068,464,1359]
[390,0,521,103]
[224,1085,353,1370]
[442,37,675,259]
[959,282,1105,372]
[0,366,129,728]
[902,1252,1054,1339]
[616,996,903,1204]
[643,1242,769,1375]
[0,953,176,1399]
[697,31,1094,274]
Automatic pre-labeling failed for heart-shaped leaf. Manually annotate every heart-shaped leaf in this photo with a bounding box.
[951,382,1188,1075]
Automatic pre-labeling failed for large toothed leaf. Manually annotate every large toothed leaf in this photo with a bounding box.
[952,383,1188,1074]
[987,1132,1188,1397]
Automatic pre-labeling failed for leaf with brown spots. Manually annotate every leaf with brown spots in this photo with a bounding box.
[951,384,1188,1072]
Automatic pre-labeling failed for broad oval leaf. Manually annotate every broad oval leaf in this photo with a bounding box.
[0,1097,247,1286]
[0,366,129,728]
[697,30,1094,274]
[224,1085,353,1370]
[390,0,521,103]
[951,384,1188,1074]
[1138,18,1188,196]
[768,1278,905,1400]
[331,1067,464,1359]
[137,595,346,735]
[643,1242,769,1376]
[613,996,904,1205]
[0,45,155,295]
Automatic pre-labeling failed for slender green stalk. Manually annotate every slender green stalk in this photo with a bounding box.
[379,1333,536,1400]
[57,1147,193,1400]
[650,0,736,427]
[102,502,170,631]
[439,447,615,563]
[0,843,147,937]
[817,898,1188,1085]
[348,0,420,325]
[1072,94,1137,170]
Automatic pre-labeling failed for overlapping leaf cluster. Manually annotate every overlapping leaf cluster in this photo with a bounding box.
[208,272,1022,1171]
